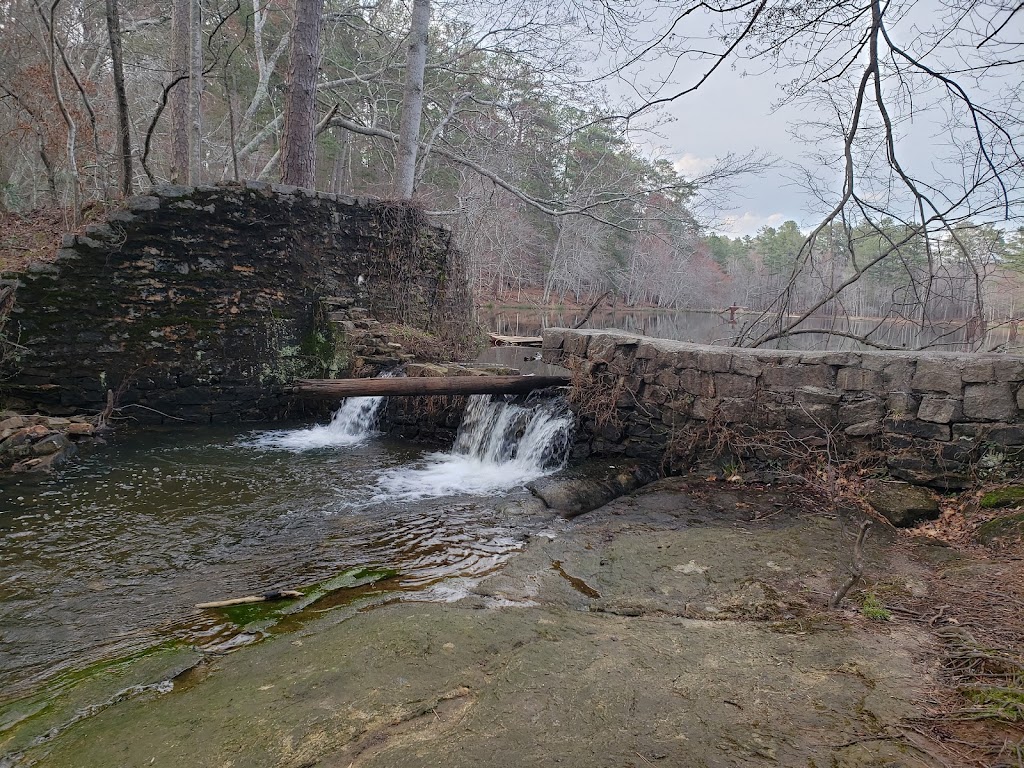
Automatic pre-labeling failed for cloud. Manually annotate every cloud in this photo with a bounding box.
[672,153,717,178]
[715,212,787,238]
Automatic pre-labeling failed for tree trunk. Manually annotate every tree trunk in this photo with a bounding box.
[188,0,203,183]
[169,0,189,183]
[393,0,430,200]
[281,0,324,188]
[289,375,569,398]
[104,0,132,196]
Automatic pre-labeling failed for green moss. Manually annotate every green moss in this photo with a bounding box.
[976,512,1024,545]
[962,684,1024,721]
[980,486,1024,509]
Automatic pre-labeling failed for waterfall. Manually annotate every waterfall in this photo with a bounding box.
[374,395,572,501]
[246,394,388,451]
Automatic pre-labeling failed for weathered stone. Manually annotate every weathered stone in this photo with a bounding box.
[527,463,657,517]
[864,481,937,528]
[864,480,940,527]
[153,184,193,199]
[655,370,680,389]
[694,350,732,373]
[838,398,883,425]
[885,393,919,421]
[714,373,756,399]
[718,398,753,423]
[837,368,881,391]
[1018,384,1024,411]
[127,195,161,211]
[31,433,70,456]
[67,422,95,436]
[794,386,841,405]
[0,415,28,431]
[761,364,832,390]
[730,354,763,377]
[677,369,712,397]
[784,402,836,428]
[691,397,718,421]
[541,329,565,350]
[911,358,962,395]
[886,454,971,490]
[916,396,962,424]
[988,424,1024,446]
[844,420,881,437]
[963,383,1017,422]
[883,418,951,441]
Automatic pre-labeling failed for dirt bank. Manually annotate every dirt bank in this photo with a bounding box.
[6,478,1023,767]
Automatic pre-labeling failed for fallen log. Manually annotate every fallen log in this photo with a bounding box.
[196,590,303,609]
[488,333,543,347]
[287,375,569,398]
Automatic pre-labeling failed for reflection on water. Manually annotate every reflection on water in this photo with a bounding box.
[479,307,1023,352]
[0,410,562,700]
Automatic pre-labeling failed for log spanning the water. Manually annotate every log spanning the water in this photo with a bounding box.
[488,333,544,347]
[288,375,570,398]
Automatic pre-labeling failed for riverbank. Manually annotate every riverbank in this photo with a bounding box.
[5,477,1021,767]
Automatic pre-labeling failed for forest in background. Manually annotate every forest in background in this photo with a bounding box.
[1,0,1022,349]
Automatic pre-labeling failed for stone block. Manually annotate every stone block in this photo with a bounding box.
[691,397,718,421]
[886,392,919,420]
[785,402,837,428]
[883,418,950,441]
[795,386,841,405]
[718,398,753,423]
[153,184,193,199]
[837,368,882,391]
[677,369,712,397]
[845,420,881,437]
[838,398,884,425]
[695,349,732,373]
[655,370,680,389]
[564,334,591,357]
[1019,384,1024,411]
[912,358,962,395]
[761,364,832,390]
[886,454,971,490]
[715,373,757,399]
[541,329,564,349]
[963,383,1017,422]
[127,195,161,211]
[864,480,939,527]
[730,354,763,377]
[916,395,963,424]
[643,385,668,405]
[802,351,862,367]
[635,341,660,359]
[962,360,996,383]
[988,424,1024,446]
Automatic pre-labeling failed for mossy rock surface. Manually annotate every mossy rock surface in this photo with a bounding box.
[976,511,1024,547]
[980,485,1024,509]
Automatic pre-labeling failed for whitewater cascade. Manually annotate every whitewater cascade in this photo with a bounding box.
[375,394,573,500]
[250,394,388,451]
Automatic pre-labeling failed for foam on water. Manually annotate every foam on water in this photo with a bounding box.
[247,395,387,451]
[374,395,572,501]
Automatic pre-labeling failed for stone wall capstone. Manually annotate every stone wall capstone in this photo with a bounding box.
[543,328,1024,488]
[1,182,473,422]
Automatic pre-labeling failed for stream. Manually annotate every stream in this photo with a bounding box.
[0,394,572,701]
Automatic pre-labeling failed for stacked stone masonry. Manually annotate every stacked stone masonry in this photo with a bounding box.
[1,182,472,423]
[542,328,1024,489]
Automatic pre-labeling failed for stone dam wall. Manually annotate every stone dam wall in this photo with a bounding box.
[542,328,1024,489]
[0,182,473,422]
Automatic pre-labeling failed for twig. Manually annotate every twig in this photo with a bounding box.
[829,519,872,609]
[196,590,303,609]
[572,290,611,329]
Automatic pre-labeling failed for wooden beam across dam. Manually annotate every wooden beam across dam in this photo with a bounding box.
[287,375,571,398]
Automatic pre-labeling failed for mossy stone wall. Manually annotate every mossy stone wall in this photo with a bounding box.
[1,182,472,422]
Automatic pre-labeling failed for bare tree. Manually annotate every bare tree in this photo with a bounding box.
[104,0,131,196]
[393,0,430,200]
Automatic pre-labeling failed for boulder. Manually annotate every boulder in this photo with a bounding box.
[528,464,658,518]
[864,480,940,527]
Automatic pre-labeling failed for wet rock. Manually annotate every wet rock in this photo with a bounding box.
[0,414,27,430]
[32,433,71,456]
[11,443,77,474]
[864,480,940,527]
[528,464,658,518]
[67,422,96,437]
